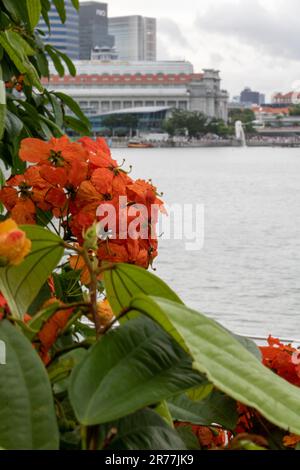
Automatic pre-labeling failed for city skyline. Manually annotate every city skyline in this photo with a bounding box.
[81,0,300,100]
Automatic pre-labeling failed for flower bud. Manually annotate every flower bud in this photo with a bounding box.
[0,219,31,266]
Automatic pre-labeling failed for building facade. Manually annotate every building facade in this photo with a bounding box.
[240,87,265,105]
[79,2,114,60]
[38,0,79,59]
[272,92,300,105]
[50,59,194,75]
[108,16,156,61]
[44,65,228,123]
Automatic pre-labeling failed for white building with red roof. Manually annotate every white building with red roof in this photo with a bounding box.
[43,60,228,122]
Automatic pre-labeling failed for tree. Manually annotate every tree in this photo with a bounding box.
[205,118,231,137]
[163,110,207,137]
[0,0,91,176]
[102,113,138,136]
[228,108,256,133]
[0,0,300,454]
[289,105,300,116]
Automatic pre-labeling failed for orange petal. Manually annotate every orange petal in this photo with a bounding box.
[19,138,50,163]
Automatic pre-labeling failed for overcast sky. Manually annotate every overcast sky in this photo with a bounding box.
[81,0,300,100]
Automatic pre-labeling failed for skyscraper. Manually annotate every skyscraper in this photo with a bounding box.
[108,16,157,61]
[38,0,79,59]
[240,87,265,105]
[79,2,114,60]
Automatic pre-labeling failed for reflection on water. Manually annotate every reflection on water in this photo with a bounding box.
[114,146,300,338]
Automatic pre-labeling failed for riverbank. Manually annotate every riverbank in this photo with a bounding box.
[111,140,300,148]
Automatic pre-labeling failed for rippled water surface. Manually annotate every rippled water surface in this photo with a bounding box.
[113,146,300,339]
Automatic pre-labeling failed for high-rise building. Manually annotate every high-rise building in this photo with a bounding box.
[108,16,157,61]
[240,87,264,105]
[79,2,114,60]
[38,0,79,59]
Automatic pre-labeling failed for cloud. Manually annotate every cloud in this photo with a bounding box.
[196,0,300,61]
[158,18,191,49]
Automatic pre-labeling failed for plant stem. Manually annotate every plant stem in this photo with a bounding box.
[81,249,101,337]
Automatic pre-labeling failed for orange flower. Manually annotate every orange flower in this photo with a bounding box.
[0,219,31,266]
[20,135,87,164]
[91,168,114,195]
[0,292,9,319]
[260,336,300,386]
[38,299,74,365]
[11,198,36,224]
[69,254,91,285]
[79,136,112,159]
[1,135,163,270]
[283,434,300,448]
[69,253,104,285]
[96,299,114,327]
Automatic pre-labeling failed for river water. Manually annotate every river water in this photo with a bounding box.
[113,146,300,339]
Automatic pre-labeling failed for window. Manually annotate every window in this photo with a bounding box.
[178,101,187,110]
[145,101,154,107]
[90,101,99,112]
[112,101,121,111]
[101,101,110,112]
[124,101,133,108]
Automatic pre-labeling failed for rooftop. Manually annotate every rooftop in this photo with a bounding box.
[96,106,171,116]
[43,73,204,87]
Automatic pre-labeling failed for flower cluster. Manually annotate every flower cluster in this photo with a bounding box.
[5,74,25,93]
[260,336,300,386]
[0,218,31,266]
[0,136,164,268]
[175,422,227,449]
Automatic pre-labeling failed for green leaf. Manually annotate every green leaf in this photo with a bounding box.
[128,294,188,352]
[55,91,90,126]
[64,115,91,135]
[39,114,64,136]
[106,266,260,359]
[0,66,5,140]
[26,0,42,30]
[53,0,66,23]
[104,263,182,316]
[6,31,35,56]
[141,296,300,435]
[51,47,76,76]
[0,32,23,73]
[107,409,186,450]
[1,0,21,22]
[71,0,79,9]
[5,110,23,137]
[232,332,261,360]
[0,32,42,91]
[48,348,87,394]
[69,316,206,425]
[0,225,64,319]
[48,93,63,128]
[154,401,174,427]
[40,0,50,29]
[26,302,59,341]
[0,320,59,449]
[234,440,267,451]
[45,45,65,76]
[187,383,214,401]
[168,390,238,430]
[35,51,50,78]
[176,426,201,450]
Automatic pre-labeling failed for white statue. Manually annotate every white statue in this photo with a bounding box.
[235,120,246,146]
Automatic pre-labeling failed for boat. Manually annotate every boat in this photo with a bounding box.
[127,139,154,148]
